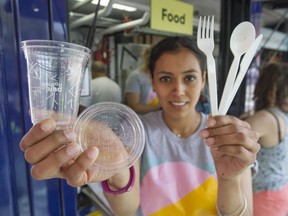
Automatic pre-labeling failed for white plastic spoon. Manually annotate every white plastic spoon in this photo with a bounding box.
[219,34,263,115]
[218,22,256,114]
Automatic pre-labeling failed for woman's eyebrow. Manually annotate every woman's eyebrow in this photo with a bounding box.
[155,68,200,76]
[157,69,198,74]
[156,71,173,75]
[183,69,198,74]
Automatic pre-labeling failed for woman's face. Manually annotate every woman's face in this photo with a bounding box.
[152,48,205,118]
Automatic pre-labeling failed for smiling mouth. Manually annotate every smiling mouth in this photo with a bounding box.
[171,101,187,106]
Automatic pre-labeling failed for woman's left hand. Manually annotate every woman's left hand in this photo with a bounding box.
[200,115,260,180]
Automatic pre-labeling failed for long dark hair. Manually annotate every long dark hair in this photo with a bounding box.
[148,36,207,79]
[254,63,288,111]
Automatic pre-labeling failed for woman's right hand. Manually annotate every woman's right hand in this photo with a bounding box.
[19,119,120,187]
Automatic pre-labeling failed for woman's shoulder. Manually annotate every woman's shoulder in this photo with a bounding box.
[246,109,285,147]
[245,110,271,123]
[126,68,147,82]
[250,109,286,125]
[244,110,274,136]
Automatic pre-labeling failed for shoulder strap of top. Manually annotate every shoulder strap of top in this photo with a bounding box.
[266,109,281,143]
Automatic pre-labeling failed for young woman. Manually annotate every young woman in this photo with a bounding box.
[20,36,259,216]
[244,63,288,216]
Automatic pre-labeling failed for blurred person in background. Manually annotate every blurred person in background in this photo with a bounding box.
[124,45,160,114]
[243,63,288,216]
[79,60,122,112]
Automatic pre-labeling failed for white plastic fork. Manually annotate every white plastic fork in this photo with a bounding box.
[197,16,218,116]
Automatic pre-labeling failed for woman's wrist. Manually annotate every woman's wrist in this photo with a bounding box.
[216,194,247,216]
[217,175,244,215]
[101,166,135,194]
[108,168,130,188]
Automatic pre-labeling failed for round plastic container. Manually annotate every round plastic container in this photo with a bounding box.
[73,102,145,175]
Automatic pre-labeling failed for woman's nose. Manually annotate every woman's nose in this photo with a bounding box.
[173,80,186,96]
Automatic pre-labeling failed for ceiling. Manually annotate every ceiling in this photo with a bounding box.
[67,0,288,50]
[68,0,221,31]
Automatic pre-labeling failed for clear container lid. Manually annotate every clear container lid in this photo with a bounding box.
[73,102,145,175]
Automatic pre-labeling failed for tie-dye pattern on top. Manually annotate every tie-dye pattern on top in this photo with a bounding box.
[137,111,218,216]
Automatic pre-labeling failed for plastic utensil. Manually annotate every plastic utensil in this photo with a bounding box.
[218,22,256,114]
[197,16,218,116]
[219,34,263,115]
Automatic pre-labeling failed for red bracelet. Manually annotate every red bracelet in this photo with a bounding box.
[101,166,135,194]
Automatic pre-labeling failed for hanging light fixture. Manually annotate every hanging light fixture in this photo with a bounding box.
[74,0,137,12]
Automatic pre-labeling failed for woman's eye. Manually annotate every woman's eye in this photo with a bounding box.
[185,75,195,82]
[159,76,171,82]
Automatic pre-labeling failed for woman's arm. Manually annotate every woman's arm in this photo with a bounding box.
[217,168,253,215]
[104,161,140,216]
[200,115,260,215]
[19,119,140,215]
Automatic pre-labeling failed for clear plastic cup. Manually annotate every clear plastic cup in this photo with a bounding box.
[73,102,145,176]
[21,40,91,129]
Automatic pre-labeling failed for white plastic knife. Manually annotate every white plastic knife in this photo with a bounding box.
[219,34,263,115]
